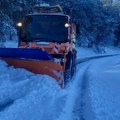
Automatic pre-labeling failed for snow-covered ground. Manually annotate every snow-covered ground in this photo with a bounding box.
[88,55,120,120]
[0,41,120,120]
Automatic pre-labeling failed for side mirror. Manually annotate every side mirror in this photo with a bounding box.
[71,23,80,34]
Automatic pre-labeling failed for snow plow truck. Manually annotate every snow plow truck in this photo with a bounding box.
[0,4,77,88]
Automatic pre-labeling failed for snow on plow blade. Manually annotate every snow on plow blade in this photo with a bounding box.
[0,48,64,87]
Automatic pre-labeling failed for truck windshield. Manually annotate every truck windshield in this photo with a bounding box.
[23,15,69,42]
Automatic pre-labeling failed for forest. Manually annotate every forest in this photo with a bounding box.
[1,0,120,51]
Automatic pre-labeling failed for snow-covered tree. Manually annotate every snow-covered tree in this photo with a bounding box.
[0,0,120,49]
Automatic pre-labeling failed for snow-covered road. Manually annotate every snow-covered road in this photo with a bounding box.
[87,55,120,120]
[73,53,120,120]
[0,43,120,120]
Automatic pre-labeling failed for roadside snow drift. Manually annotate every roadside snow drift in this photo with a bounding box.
[0,60,67,120]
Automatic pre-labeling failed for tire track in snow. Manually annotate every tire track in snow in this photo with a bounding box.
[58,63,92,120]
[73,65,95,120]
[76,54,120,65]
[0,100,14,112]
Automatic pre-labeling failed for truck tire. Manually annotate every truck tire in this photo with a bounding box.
[64,52,73,83]
[71,53,76,76]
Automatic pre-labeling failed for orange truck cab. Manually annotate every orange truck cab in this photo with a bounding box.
[17,4,77,87]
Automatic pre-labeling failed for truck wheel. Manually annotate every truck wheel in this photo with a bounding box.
[64,52,72,84]
[71,53,76,76]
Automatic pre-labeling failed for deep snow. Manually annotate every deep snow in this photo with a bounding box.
[0,41,120,120]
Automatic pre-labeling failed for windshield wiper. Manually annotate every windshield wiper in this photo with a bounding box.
[32,38,50,42]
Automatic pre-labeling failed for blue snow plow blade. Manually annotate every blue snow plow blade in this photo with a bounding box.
[0,48,53,61]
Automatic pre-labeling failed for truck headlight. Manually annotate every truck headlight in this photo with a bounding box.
[17,22,22,27]
[65,23,71,28]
